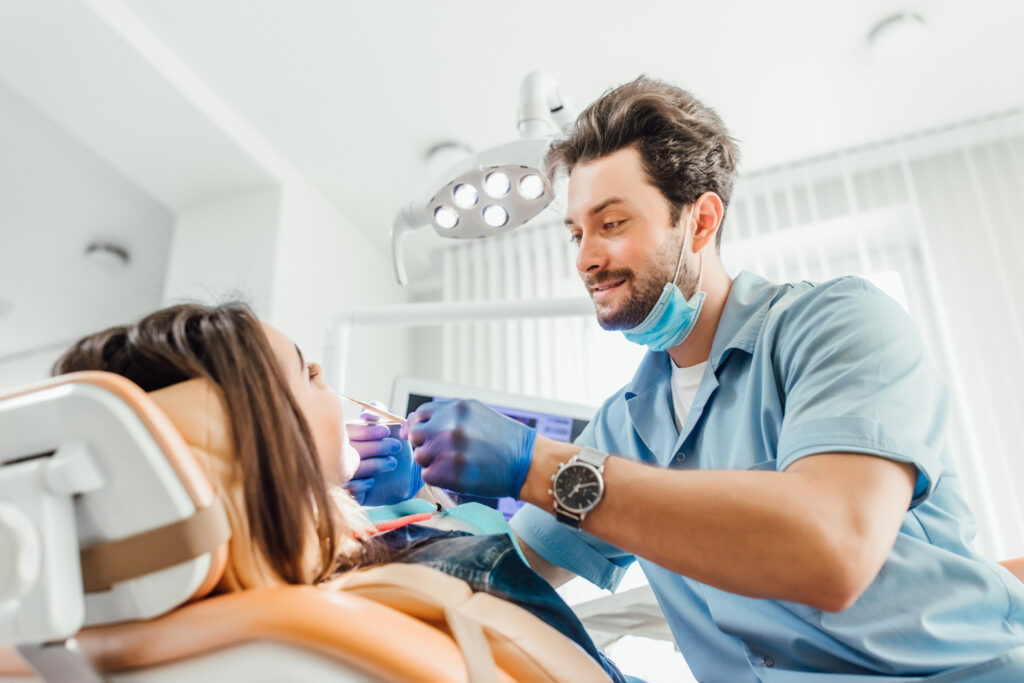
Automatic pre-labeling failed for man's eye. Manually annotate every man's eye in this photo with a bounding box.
[603,220,623,230]
[568,233,582,244]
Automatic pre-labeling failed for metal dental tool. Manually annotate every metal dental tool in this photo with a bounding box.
[337,394,407,424]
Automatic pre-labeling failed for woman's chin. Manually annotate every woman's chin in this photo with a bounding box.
[338,441,361,484]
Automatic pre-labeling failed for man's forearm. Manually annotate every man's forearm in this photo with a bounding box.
[520,436,911,611]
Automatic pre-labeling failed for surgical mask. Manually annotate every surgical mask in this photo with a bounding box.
[622,205,706,352]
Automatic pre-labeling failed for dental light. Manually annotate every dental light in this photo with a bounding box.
[390,71,575,285]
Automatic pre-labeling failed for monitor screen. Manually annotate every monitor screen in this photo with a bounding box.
[391,377,596,519]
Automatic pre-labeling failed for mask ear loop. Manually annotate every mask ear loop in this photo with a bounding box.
[671,203,704,292]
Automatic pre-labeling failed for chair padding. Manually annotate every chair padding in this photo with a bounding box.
[2,587,506,682]
[329,564,610,681]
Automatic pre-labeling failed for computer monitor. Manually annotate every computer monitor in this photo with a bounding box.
[390,376,597,517]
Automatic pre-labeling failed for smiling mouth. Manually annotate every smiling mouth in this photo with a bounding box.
[590,279,626,296]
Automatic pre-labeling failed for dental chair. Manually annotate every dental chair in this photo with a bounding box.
[0,372,610,682]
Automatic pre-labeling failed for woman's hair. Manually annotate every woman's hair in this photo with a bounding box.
[53,301,367,584]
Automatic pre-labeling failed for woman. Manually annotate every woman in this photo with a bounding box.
[54,301,624,681]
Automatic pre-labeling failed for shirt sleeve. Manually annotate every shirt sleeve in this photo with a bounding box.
[509,416,636,591]
[772,277,949,506]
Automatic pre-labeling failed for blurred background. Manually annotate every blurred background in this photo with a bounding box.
[2,1,1023,679]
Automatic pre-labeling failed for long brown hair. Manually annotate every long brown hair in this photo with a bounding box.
[53,301,363,583]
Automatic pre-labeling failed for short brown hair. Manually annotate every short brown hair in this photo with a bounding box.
[546,76,740,248]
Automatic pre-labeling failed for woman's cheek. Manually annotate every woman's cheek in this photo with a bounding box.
[309,401,347,484]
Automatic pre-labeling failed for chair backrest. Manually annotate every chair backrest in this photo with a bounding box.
[0,372,229,644]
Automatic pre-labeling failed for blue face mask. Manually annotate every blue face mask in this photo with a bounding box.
[622,205,706,352]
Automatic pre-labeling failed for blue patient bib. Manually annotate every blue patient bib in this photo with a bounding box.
[366,498,529,564]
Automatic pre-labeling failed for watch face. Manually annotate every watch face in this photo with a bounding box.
[554,463,603,513]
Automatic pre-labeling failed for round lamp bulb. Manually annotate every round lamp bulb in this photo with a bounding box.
[484,172,511,198]
[452,183,479,209]
[518,174,545,200]
[434,206,459,229]
[482,205,509,228]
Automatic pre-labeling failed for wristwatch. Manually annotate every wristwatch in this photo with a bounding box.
[549,447,609,528]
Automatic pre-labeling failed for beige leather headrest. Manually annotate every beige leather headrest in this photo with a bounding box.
[149,379,287,592]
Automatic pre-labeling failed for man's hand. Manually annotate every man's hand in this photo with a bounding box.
[402,399,537,499]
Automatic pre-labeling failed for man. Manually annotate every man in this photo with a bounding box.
[350,77,1024,680]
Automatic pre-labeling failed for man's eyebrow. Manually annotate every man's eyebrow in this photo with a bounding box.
[564,197,627,226]
[294,343,305,373]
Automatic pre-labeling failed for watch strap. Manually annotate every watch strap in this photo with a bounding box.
[576,446,609,470]
[554,508,583,526]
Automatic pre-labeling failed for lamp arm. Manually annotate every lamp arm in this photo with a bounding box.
[518,71,576,137]
[390,202,427,286]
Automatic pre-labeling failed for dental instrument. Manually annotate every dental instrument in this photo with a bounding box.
[338,394,406,424]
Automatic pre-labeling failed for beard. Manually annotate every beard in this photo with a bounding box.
[586,234,700,331]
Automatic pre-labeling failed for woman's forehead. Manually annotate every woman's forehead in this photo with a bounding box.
[260,322,302,371]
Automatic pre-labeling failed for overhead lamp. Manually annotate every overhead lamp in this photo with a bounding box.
[390,71,575,285]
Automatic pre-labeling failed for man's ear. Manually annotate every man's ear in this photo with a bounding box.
[692,192,724,253]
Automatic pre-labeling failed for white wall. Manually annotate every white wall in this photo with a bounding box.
[274,183,409,404]
[0,81,173,392]
[0,347,63,392]
[163,187,283,316]
[159,180,409,405]
[0,86,408,402]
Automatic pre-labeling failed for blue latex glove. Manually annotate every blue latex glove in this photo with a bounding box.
[401,399,537,499]
[344,405,422,506]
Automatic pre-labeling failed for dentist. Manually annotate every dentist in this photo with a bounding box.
[356,77,1024,680]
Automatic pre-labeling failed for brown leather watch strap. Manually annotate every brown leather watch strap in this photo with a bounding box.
[80,501,230,593]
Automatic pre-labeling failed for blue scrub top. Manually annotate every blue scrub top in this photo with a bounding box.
[511,272,1024,681]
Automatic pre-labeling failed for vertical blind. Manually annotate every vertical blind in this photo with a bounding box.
[424,109,1024,560]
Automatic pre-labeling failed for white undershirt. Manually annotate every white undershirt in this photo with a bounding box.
[670,360,708,432]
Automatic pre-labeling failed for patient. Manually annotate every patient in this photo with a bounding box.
[53,301,624,681]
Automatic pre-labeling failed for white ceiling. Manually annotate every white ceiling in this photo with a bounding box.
[122,0,1024,246]
[1,0,1022,369]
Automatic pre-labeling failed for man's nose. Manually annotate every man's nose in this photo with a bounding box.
[576,234,608,275]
